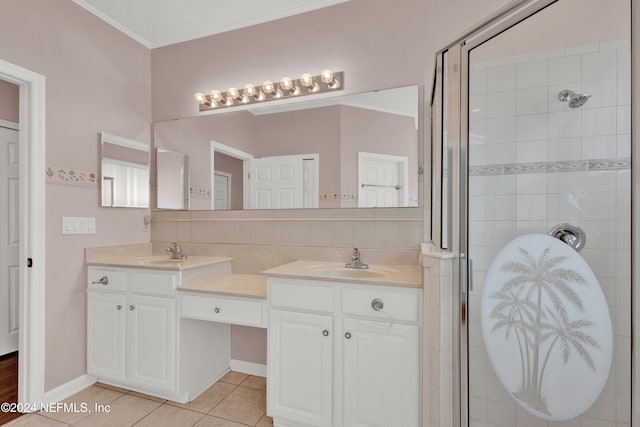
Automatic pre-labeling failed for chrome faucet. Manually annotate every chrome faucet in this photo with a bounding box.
[345,248,368,269]
[166,242,187,260]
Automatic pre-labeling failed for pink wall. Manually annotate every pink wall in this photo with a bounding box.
[150,0,438,122]
[0,80,18,122]
[0,0,151,390]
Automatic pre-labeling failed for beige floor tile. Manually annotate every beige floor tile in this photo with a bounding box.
[193,415,247,427]
[218,371,249,386]
[3,413,69,426]
[255,414,274,426]
[209,386,266,426]
[240,376,266,391]
[167,382,237,414]
[74,394,161,427]
[38,384,124,425]
[134,404,205,427]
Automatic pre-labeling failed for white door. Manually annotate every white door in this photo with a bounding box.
[87,291,126,382]
[249,155,305,209]
[358,152,409,208]
[0,127,19,356]
[342,318,420,427]
[213,171,231,210]
[268,309,333,426]
[128,294,176,393]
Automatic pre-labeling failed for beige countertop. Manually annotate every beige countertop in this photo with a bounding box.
[87,255,232,271]
[178,274,267,299]
[261,260,422,288]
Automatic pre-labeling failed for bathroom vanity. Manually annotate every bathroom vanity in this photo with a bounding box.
[86,251,422,426]
[86,255,249,402]
[262,260,422,427]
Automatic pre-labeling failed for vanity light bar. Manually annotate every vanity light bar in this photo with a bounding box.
[194,70,344,112]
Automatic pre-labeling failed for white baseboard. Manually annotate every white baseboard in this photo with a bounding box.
[230,359,266,377]
[43,374,97,404]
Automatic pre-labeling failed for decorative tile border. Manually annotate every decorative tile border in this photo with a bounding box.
[190,186,211,199]
[470,158,630,177]
[45,165,98,188]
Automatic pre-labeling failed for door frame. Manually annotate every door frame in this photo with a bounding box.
[0,59,46,406]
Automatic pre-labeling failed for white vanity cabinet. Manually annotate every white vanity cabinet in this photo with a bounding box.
[267,277,422,427]
[87,266,178,398]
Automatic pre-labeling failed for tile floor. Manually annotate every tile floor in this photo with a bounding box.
[5,372,272,427]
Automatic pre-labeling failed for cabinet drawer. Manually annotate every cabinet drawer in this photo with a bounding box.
[269,281,334,313]
[181,293,263,327]
[88,268,126,291]
[342,288,420,324]
[130,271,177,295]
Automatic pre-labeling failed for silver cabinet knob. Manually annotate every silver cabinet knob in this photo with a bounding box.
[116,305,122,311]
[129,305,135,311]
[345,332,352,339]
[322,330,329,337]
[91,276,109,285]
[371,298,384,311]
[214,307,220,314]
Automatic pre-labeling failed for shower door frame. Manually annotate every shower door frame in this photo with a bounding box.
[433,0,636,425]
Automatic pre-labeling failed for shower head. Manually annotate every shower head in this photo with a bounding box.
[558,89,591,109]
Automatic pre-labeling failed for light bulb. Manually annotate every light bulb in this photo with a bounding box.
[300,73,313,87]
[263,80,275,94]
[241,94,250,104]
[210,90,223,102]
[320,69,334,84]
[227,87,240,100]
[280,77,293,91]
[257,91,266,101]
[274,89,283,98]
[194,92,206,104]
[309,82,320,92]
[244,84,256,97]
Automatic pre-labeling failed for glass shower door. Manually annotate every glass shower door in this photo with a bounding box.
[463,1,631,426]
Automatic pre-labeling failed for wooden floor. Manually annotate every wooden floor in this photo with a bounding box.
[0,352,20,425]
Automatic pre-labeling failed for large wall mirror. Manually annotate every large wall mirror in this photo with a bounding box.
[153,85,420,210]
[100,132,150,208]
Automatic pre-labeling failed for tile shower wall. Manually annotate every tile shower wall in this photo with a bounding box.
[468,40,631,426]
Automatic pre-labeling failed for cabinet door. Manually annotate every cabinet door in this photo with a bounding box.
[87,291,126,382]
[127,294,176,393]
[343,318,420,427]
[268,310,333,427]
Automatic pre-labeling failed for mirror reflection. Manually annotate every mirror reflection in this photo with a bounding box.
[156,148,189,210]
[154,85,420,210]
[100,132,150,208]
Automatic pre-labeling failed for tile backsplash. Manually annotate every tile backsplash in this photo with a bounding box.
[151,207,424,272]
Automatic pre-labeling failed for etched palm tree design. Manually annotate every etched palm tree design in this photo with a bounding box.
[489,246,599,415]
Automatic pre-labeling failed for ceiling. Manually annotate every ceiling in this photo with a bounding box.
[72,0,350,49]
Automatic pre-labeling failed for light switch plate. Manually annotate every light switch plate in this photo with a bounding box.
[62,217,96,235]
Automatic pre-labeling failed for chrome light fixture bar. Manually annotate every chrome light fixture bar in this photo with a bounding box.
[194,70,344,112]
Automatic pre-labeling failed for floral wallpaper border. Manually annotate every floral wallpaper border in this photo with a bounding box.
[45,165,98,188]
[190,186,211,199]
